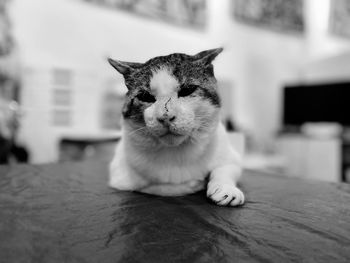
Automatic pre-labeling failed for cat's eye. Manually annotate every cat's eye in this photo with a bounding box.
[136,91,156,103]
[178,85,199,97]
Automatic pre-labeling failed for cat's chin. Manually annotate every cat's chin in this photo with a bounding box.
[157,133,189,147]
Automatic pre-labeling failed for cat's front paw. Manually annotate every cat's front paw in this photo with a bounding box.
[207,183,245,206]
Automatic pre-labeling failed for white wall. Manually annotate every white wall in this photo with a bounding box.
[302,52,350,82]
[10,0,210,70]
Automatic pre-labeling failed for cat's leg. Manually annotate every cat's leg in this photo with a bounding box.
[139,180,205,196]
[207,165,245,206]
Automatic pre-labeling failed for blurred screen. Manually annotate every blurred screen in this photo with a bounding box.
[283,82,350,127]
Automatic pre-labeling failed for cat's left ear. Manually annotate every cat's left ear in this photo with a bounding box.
[192,48,223,66]
[108,58,142,75]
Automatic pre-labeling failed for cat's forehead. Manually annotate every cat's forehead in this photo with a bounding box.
[147,52,190,67]
[125,52,208,93]
[149,67,179,96]
[131,53,187,94]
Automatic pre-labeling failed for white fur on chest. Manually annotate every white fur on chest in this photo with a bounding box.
[129,144,213,184]
[110,123,241,190]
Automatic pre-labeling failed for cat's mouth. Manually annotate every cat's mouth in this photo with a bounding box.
[159,130,184,138]
[157,130,189,147]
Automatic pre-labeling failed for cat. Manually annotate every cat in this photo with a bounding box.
[108,48,244,206]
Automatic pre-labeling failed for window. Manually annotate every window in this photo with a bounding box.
[52,109,71,126]
[52,69,72,86]
[53,89,71,106]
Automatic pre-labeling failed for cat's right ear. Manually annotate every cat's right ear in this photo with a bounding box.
[107,58,142,75]
[192,48,223,66]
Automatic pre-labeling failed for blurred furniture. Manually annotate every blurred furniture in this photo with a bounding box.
[0,0,21,164]
[341,134,350,182]
[59,132,121,162]
[243,152,286,174]
[0,99,28,164]
[228,132,286,174]
[277,134,342,182]
[282,82,350,128]
[0,162,349,262]
[278,82,350,182]
[0,135,11,163]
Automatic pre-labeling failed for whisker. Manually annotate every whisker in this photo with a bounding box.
[127,126,148,137]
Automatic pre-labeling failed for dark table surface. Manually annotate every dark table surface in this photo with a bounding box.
[0,161,349,263]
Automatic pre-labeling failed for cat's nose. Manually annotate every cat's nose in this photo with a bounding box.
[157,115,176,125]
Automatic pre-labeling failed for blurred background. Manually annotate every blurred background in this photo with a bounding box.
[1,0,350,183]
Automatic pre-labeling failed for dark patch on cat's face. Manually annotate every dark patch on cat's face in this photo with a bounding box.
[197,86,220,106]
[172,62,220,107]
[122,89,149,124]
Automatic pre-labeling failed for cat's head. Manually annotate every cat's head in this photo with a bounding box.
[108,48,223,147]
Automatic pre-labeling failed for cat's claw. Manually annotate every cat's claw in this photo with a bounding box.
[207,183,245,206]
